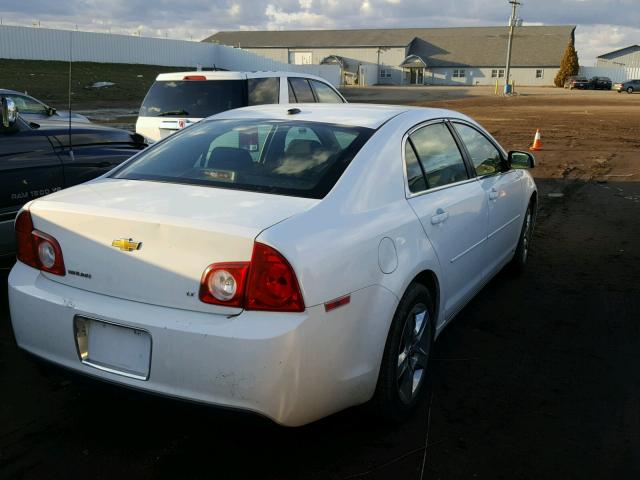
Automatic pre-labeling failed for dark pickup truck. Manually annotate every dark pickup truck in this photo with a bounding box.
[589,76,612,90]
[1,97,146,263]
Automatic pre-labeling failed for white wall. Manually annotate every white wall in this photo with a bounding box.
[215,44,340,85]
[580,66,640,83]
[244,46,406,85]
[423,67,557,86]
[0,25,340,86]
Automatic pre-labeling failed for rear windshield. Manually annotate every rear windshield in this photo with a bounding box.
[111,119,374,199]
[139,80,247,118]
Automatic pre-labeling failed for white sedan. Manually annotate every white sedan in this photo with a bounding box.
[8,104,537,426]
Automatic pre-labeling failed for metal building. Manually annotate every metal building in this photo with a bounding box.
[596,45,640,69]
[205,26,576,86]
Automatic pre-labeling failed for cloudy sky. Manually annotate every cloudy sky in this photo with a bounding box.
[1,0,639,64]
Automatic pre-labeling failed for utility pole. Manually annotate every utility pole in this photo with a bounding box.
[504,0,521,91]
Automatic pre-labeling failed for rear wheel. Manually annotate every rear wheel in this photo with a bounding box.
[371,283,434,422]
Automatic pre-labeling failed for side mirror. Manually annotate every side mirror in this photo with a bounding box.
[47,106,57,116]
[508,151,535,169]
[1,97,18,128]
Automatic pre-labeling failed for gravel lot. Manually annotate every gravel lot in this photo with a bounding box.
[1,87,639,479]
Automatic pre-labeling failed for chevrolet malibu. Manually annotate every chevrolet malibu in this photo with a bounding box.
[8,104,537,426]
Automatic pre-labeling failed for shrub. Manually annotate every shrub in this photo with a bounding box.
[554,39,580,87]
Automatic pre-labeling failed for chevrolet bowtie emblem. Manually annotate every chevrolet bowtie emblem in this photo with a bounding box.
[111,238,142,252]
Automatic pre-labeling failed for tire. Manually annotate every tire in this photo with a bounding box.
[627,87,634,94]
[510,202,535,273]
[371,283,435,422]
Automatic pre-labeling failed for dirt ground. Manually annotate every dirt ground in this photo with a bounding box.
[1,87,639,479]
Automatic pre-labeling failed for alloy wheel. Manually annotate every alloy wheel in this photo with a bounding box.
[522,210,533,263]
[396,303,431,404]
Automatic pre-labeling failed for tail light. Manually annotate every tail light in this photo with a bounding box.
[199,242,304,312]
[183,75,206,81]
[245,243,304,312]
[15,210,66,276]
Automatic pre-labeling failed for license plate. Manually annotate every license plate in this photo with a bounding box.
[74,316,152,380]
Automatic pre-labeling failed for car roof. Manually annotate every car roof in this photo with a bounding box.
[0,88,27,95]
[155,71,331,82]
[207,103,467,130]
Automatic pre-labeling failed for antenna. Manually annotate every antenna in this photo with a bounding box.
[68,30,74,162]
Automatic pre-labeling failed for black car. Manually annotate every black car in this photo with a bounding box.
[564,76,590,90]
[589,76,612,90]
[1,97,146,263]
[0,88,91,124]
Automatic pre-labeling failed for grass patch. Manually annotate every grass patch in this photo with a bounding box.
[0,58,190,110]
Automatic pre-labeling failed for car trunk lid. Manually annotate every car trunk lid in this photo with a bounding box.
[29,179,317,314]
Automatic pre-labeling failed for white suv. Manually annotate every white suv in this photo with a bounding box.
[136,71,346,142]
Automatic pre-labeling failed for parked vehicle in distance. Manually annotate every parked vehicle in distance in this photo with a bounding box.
[9,103,536,426]
[136,71,346,143]
[0,89,90,123]
[589,76,612,90]
[564,76,590,89]
[614,79,640,93]
[0,96,146,263]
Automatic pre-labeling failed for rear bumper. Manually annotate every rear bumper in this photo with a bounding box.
[8,262,397,426]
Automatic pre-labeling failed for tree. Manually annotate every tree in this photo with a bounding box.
[554,39,580,87]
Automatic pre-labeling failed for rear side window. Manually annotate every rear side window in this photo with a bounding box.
[310,80,343,103]
[289,78,315,103]
[139,80,246,118]
[10,95,47,115]
[408,123,469,189]
[112,120,374,199]
[453,123,504,176]
[248,77,280,105]
[404,141,427,193]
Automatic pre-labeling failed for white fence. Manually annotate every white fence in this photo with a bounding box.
[580,66,640,83]
[0,25,340,85]
[0,25,215,66]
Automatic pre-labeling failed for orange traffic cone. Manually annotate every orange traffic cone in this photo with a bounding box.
[529,129,542,151]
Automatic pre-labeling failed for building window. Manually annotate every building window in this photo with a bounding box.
[380,68,392,79]
[536,69,544,79]
[491,69,505,78]
[453,69,466,78]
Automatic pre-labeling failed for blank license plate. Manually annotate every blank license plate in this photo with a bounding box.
[74,316,151,380]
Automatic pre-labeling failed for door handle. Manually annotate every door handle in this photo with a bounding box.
[489,188,499,201]
[431,208,449,225]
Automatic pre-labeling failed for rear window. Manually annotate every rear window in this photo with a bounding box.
[139,80,246,118]
[111,119,374,199]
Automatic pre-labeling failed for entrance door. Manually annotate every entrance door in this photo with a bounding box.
[293,51,313,65]
[409,68,424,85]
